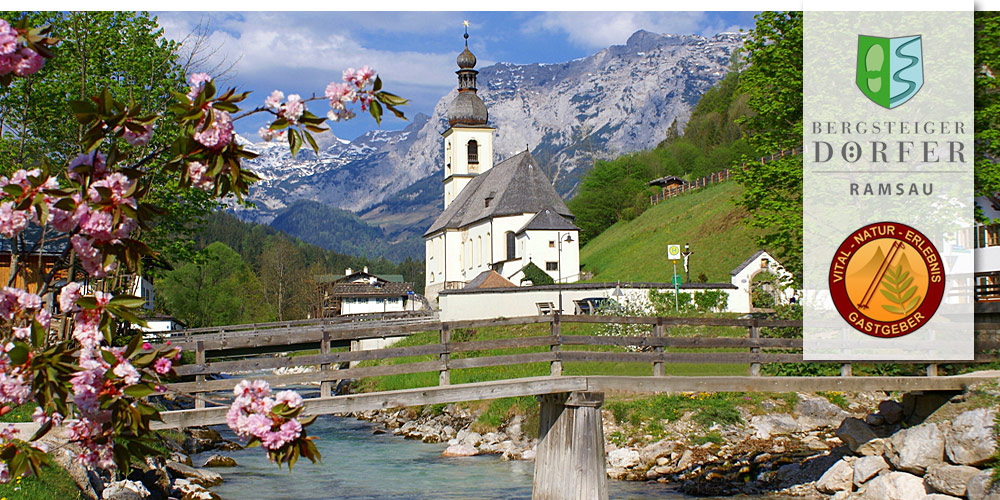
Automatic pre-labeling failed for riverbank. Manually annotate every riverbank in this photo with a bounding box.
[345,379,1000,499]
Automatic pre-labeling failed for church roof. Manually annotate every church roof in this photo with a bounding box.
[424,150,573,236]
[464,270,516,290]
[515,208,579,234]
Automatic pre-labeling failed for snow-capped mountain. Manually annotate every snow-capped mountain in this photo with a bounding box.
[233,30,744,255]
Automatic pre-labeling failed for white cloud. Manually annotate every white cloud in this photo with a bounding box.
[155,12,462,90]
[529,12,711,49]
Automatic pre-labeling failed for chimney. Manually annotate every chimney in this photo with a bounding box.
[363,266,369,274]
[345,268,353,276]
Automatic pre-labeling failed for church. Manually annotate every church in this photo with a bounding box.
[424,33,580,304]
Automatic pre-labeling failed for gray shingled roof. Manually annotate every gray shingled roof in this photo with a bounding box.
[425,151,572,236]
[0,226,70,257]
[730,250,769,276]
[515,208,579,234]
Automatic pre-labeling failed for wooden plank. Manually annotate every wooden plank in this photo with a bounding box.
[749,319,761,377]
[448,352,555,370]
[448,336,554,353]
[558,335,802,348]
[164,360,446,395]
[174,344,443,376]
[440,325,450,386]
[653,318,664,377]
[445,316,548,330]
[584,374,996,394]
[560,351,801,364]
[551,314,562,377]
[156,376,591,429]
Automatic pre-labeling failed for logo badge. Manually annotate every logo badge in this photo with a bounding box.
[856,35,923,109]
[829,222,944,338]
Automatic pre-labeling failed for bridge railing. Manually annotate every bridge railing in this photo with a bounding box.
[157,315,1000,407]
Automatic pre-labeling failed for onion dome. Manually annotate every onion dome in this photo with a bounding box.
[448,92,488,126]
[448,27,488,127]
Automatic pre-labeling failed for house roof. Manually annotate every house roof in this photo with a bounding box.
[648,175,688,187]
[730,250,773,276]
[315,272,404,284]
[464,270,516,290]
[0,226,71,257]
[425,150,573,236]
[516,208,579,234]
[326,282,413,298]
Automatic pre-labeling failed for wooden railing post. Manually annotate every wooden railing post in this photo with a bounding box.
[841,363,853,377]
[195,340,205,409]
[320,330,332,397]
[550,314,562,377]
[653,317,664,377]
[439,324,450,386]
[749,319,761,376]
[926,364,938,377]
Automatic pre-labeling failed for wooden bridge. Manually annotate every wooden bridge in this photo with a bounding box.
[151,314,999,500]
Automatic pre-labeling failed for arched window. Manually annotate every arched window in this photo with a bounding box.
[506,232,516,261]
[460,240,464,268]
[477,236,482,267]
[446,141,452,173]
[468,140,479,165]
[468,239,474,269]
[430,272,435,283]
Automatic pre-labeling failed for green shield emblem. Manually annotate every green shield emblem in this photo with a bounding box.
[856,35,923,109]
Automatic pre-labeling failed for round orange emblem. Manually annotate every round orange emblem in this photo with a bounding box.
[829,222,944,338]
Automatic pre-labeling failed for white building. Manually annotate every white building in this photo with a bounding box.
[316,268,414,316]
[424,34,580,303]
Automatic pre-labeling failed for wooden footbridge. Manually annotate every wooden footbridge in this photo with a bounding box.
[150,314,1000,500]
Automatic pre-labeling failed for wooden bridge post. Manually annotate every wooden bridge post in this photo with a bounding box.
[439,324,450,386]
[195,341,205,409]
[320,330,333,397]
[653,317,664,377]
[926,364,938,377]
[532,391,608,500]
[550,315,562,377]
[841,364,853,377]
[749,319,761,377]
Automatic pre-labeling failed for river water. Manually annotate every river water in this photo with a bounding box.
[201,414,693,500]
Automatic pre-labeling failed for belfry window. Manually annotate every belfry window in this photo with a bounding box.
[468,140,479,165]
[506,231,515,260]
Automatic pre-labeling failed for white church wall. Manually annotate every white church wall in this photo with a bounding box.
[517,229,580,283]
[729,250,796,309]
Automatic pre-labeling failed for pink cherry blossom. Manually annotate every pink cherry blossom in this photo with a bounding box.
[59,282,83,312]
[72,310,102,348]
[68,151,107,183]
[186,72,211,102]
[187,161,214,191]
[112,361,140,385]
[123,124,152,146]
[193,110,233,151]
[0,19,16,56]
[153,357,172,375]
[259,127,280,142]
[275,390,303,409]
[71,234,112,277]
[13,48,43,76]
[281,94,304,123]
[265,90,284,110]
[0,201,29,238]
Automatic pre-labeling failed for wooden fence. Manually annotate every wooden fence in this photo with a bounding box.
[159,315,1000,407]
[650,146,804,206]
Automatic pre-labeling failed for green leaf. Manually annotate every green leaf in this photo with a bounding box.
[304,130,320,155]
[881,304,905,314]
[124,384,155,398]
[288,129,301,157]
[7,344,28,365]
[110,295,148,309]
[369,100,383,125]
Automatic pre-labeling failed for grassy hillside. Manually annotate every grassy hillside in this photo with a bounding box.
[580,180,767,283]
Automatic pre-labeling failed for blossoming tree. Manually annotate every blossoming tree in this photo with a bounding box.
[0,15,407,480]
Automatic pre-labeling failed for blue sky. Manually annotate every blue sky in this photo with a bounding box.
[154,11,758,142]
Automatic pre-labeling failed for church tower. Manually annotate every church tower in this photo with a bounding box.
[442,27,494,209]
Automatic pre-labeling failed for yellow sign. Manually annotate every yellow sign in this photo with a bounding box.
[667,244,681,260]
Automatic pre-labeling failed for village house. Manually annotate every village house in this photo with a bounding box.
[314,267,415,317]
[424,34,580,303]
